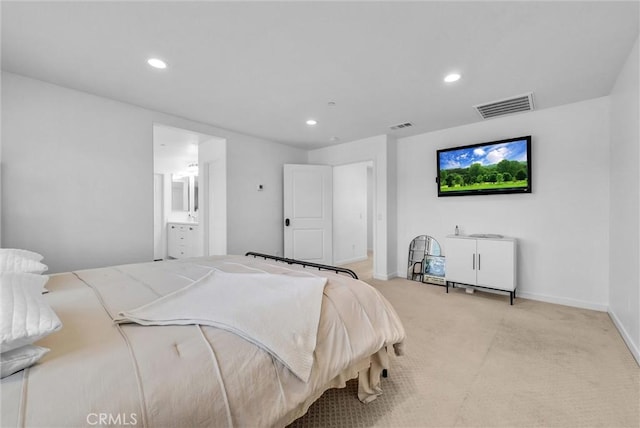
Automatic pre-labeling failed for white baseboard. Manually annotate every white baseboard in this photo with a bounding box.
[517,291,608,312]
[608,309,640,366]
[373,272,398,281]
[335,255,368,265]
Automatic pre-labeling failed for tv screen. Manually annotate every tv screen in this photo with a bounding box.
[437,136,531,197]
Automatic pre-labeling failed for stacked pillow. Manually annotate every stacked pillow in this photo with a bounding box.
[0,249,62,378]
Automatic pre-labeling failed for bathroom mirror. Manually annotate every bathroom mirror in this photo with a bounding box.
[171,176,189,211]
[171,174,199,214]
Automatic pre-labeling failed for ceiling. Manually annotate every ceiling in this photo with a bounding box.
[153,124,200,176]
[2,1,638,150]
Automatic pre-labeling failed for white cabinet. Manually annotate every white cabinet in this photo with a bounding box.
[167,223,202,259]
[445,235,517,304]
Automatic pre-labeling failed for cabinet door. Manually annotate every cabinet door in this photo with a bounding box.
[476,239,515,291]
[167,224,179,258]
[445,238,477,285]
[187,225,203,257]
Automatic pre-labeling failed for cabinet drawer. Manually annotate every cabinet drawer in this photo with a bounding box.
[169,224,197,232]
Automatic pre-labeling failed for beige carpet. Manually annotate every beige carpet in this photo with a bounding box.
[289,258,639,428]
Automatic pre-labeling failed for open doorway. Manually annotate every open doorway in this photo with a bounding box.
[153,124,227,260]
[333,161,374,279]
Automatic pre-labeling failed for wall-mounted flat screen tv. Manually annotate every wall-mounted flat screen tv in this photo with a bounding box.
[437,136,531,197]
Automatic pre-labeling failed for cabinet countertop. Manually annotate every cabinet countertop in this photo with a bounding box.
[447,234,515,241]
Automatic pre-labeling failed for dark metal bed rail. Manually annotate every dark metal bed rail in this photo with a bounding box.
[244,252,359,280]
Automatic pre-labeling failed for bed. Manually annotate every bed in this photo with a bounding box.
[1,254,405,427]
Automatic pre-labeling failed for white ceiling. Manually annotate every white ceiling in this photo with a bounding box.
[2,1,638,149]
[153,124,200,176]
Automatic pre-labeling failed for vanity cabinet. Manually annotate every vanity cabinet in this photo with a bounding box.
[445,235,517,304]
[167,223,202,259]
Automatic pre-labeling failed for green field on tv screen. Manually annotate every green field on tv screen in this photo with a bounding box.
[440,180,528,192]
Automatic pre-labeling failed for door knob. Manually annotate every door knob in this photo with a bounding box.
[285,218,290,227]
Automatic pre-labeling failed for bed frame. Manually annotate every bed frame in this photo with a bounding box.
[245,252,359,279]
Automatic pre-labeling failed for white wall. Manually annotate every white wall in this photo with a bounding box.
[199,137,227,256]
[609,36,639,363]
[2,72,153,273]
[397,97,611,310]
[0,72,3,244]
[1,72,305,272]
[333,162,368,265]
[386,136,398,276]
[153,173,164,260]
[225,138,307,257]
[308,134,398,279]
[367,165,374,250]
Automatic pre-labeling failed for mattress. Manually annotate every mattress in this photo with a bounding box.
[1,255,405,427]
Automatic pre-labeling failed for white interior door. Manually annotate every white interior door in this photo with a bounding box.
[284,164,333,264]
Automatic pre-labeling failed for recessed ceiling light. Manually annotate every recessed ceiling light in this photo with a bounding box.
[147,58,167,69]
[306,119,318,126]
[444,73,461,83]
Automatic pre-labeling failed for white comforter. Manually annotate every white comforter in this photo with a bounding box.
[1,255,405,428]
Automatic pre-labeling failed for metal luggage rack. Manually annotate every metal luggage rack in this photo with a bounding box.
[245,252,359,280]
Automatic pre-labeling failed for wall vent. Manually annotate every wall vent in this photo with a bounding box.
[389,122,413,130]
[474,92,535,119]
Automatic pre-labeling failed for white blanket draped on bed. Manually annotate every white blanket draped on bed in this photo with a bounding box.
[115,270,327,382]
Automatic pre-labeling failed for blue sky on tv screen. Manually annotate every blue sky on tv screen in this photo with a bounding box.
[439,139,528,170]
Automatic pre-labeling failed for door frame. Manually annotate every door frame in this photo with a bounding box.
[332,161,373,266]
[331,158,378,279]
[285,159,378,277]
[152,123,226,260]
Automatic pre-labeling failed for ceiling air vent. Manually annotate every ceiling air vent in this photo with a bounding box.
[389,122,413,130]
[474,92,535,119]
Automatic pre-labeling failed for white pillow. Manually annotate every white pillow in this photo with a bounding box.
[1,271,48,295]
[0,249,44,262]
[1,345,49,378]
[0,272,61,353]
[0,253,48,274]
